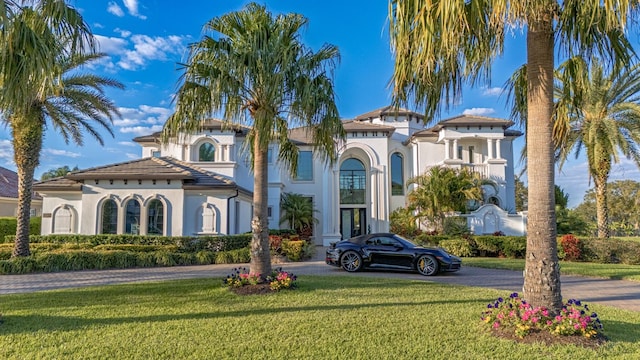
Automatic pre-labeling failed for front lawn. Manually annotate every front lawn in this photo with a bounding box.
[462,258,640,281]
[1,276,639,359]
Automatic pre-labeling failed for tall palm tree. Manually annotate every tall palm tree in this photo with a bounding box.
[40,165,79,180]
[406,166,487,233]
[5,52,122,257]
[554,60,640,238]
[0,1,121,258]
[163,3,344,277]
[389,0,638,311]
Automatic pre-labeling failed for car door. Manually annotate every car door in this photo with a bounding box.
[368,236,411,269]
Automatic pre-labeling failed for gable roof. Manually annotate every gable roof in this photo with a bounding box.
[33,157,251,193]
[428,114,514,131]
[0,166,42,200]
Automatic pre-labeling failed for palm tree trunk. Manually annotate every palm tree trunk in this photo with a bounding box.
[594,176,610,238]
[250,131,272,277]
[522,14,562,312]
[11,117,43,258]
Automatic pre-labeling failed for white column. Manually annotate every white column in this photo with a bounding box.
[444,139,450,160]
[228,144,234,161]
[453,139,458,159]
[496,139,502,159]
[371,168,378,233]
[487,138,494,159]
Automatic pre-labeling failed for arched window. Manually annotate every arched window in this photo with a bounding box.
[391,152,404,195]
[101,199,118,234]
[125,199,141,234]
[147,199,164,235]
[340,158,366,204]
[199,143,215,161]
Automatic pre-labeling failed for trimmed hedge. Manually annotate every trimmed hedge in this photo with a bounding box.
[0,247,251,274]
[0,217,41,240]
[3,234,252,252]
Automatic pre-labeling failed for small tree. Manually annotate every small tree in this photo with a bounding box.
[40,165,78,181]
[279,193,318,239]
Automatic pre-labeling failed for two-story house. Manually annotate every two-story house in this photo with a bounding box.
[35,106,526,245]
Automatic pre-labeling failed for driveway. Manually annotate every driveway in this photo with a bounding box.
[1,259,638,312]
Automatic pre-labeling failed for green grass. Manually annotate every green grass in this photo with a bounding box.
[1,276,640,359]
[463,258,640,281]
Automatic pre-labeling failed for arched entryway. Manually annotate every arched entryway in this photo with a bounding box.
[339,158,367,239]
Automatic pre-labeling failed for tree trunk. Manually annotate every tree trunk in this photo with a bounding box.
[522,14,562,312]
[594,175,610,238]
[250,131,272,277]
[11,116,43,258]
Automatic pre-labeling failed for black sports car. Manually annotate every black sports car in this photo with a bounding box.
[326,233,461,276]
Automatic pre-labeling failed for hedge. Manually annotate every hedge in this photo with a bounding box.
[0,247,251,275]
[0,217,41,240]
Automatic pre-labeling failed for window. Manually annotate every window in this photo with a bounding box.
[152,150,161,158]
[125,199,141,234]
[267,206,273,218]
[457,145,463,160]
[30,208,37,217]
[147,199,163,235]
[101,199,118,234]
[295,151,313,181]
[468,146,475,164]
[199,143,215,162]
[391,153,404,195]
[53,207,72,234]
[267,147,273,164]
[340,158,366,204]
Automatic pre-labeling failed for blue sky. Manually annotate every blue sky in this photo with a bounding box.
[1,0,639,208]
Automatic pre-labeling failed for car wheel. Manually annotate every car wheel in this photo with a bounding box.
[340,251,362,272]
[416,255,439,276]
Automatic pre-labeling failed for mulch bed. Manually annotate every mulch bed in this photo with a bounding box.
[229,283,274,295]
[491,328,607,348]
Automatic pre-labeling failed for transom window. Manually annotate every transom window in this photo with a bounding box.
[340,158,366,204]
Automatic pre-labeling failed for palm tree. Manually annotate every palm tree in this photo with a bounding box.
[554,60,640,238]
[40,165,79,180]
[389,0,638,311]
[406,166,487,233]
[279,192,318,238]
[163,3,344,277]
[0,1,122,258]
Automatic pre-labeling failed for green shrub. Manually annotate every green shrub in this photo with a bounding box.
[443,216,471,236]
[439,239,473,257]
[473,236,502,257]
[93,244,178,252]
[281,240,307,261]
[500,237,526,258]
[195,250,215,264]
[0,217,41,243]
[412,234,452,246]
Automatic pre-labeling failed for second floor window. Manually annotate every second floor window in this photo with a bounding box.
[391,153,404,195]
[199,143,215,162]
[295,151,313,181]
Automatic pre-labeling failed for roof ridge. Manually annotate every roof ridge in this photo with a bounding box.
[160,157,234,185]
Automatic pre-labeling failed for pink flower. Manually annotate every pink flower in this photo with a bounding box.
[493,322,500,329]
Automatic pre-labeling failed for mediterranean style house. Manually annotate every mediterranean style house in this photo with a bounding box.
[0,166,42,218]
[34,106,527,245]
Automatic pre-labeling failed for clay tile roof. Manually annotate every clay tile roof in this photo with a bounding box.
[0,166,42,199]
[430,114,514,131]
[33,157,250,193]
[354,106,424,121]
[341,120,396,134]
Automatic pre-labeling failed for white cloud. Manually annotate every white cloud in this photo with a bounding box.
[114,28,131,38]
[125,153,140,160]
[107,2,124,17]
[94,35,128,55]
[44,149,82,158]
[114,105,172,128]
[482,87,502,97]
[117,141,138,147]
[462,107,496,116]
[123,0,147,19]
[115,34,186,70]
[119,125,164,136]
[0,139,14,166]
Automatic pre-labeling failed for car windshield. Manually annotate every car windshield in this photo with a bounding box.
[392,234,419,248]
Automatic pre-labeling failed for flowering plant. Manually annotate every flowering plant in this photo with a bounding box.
[222,267,297,292]
[268,267,297,291]
[482,292,603,338]
[223,267,261,288]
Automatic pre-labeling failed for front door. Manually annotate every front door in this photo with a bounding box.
[340,208,366,239]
